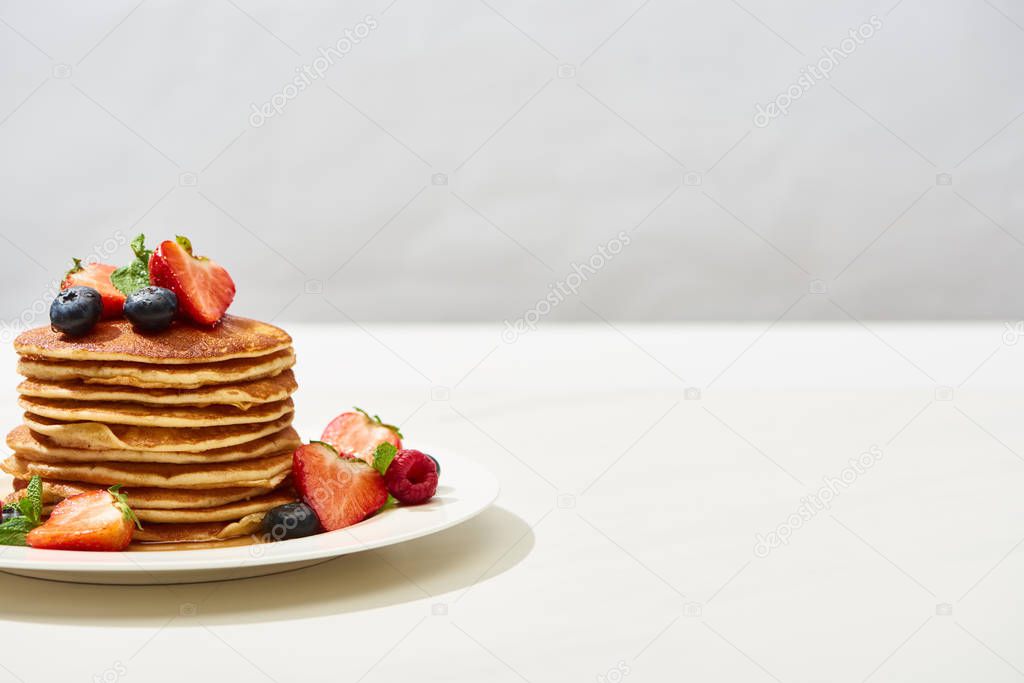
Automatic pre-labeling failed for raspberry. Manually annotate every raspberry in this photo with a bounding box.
[384,449,439,504]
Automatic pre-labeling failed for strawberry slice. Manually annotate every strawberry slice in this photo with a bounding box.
[26,486,139,551]
[292,441,387,531]
[148,236,235,325]
[321,408,402,464]
[62,259,125,319]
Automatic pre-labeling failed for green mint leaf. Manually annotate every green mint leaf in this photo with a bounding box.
[110,261,149,296]
[108,485,142,530]
[0,516,36,533]
[0,532,27,546]
[381,494,399,511]
[129,233,151,261]
[26,474,42,508]
[19,475,42,526]
[372,442,397,476]
[0,518,33,546]
[0,476,46,545]
[111,234,152,296]
[15,498,32,522]
[0,488,43,546]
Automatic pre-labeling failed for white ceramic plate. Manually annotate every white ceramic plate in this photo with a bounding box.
[0,450,498,585]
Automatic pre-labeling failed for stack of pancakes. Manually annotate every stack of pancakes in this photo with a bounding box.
[2,316,300,550]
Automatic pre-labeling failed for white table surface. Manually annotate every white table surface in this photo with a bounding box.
[1,321,1023,682]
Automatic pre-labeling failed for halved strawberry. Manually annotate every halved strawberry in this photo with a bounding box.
[321,408,402,464]
[292,441,387,531]
[148,236,235,325]
[26,486,139,551]
[62,259,125,319]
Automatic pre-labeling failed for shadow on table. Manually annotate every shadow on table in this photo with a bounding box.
[0,506,533,625]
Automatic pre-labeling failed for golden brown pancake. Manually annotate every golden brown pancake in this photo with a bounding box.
[18,348,295,389]
[20,395,294,428]
[6,478,286,509]
[22,412,294,452]
[128,536,259,551]
[1,453,292,489]
[8,425,301,464]
[17,370,297,407]
[9,314,299,551]
[132,513,265,543]
[14,316,291,364]
[134,490,296,523]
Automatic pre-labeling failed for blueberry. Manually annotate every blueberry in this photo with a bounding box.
[2,505,22,523]
[426,454,440,476]
[261,502,321,541]
[50,286,102,337]
[124,286,178,332]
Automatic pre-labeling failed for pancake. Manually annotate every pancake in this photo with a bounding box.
[14,316,291,364]
[6,478,286,509]
[20,396,294,428]
[128,536,259,551]
[18,348,295,389]
[1,453,292,489]
[17,370,297,407]
[134,490,296,523]
[8,425,301,464]
[8,314,300,552]
[23,413,294,452]
[132,513,265,543]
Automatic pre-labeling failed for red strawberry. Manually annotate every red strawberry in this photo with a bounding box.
[62,259,125,319]
[148,236,235,325]
[321,408,402,464]
[292,441,387,531]
[26,486,139,551]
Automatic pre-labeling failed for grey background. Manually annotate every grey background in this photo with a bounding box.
[0,0,1022,325]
